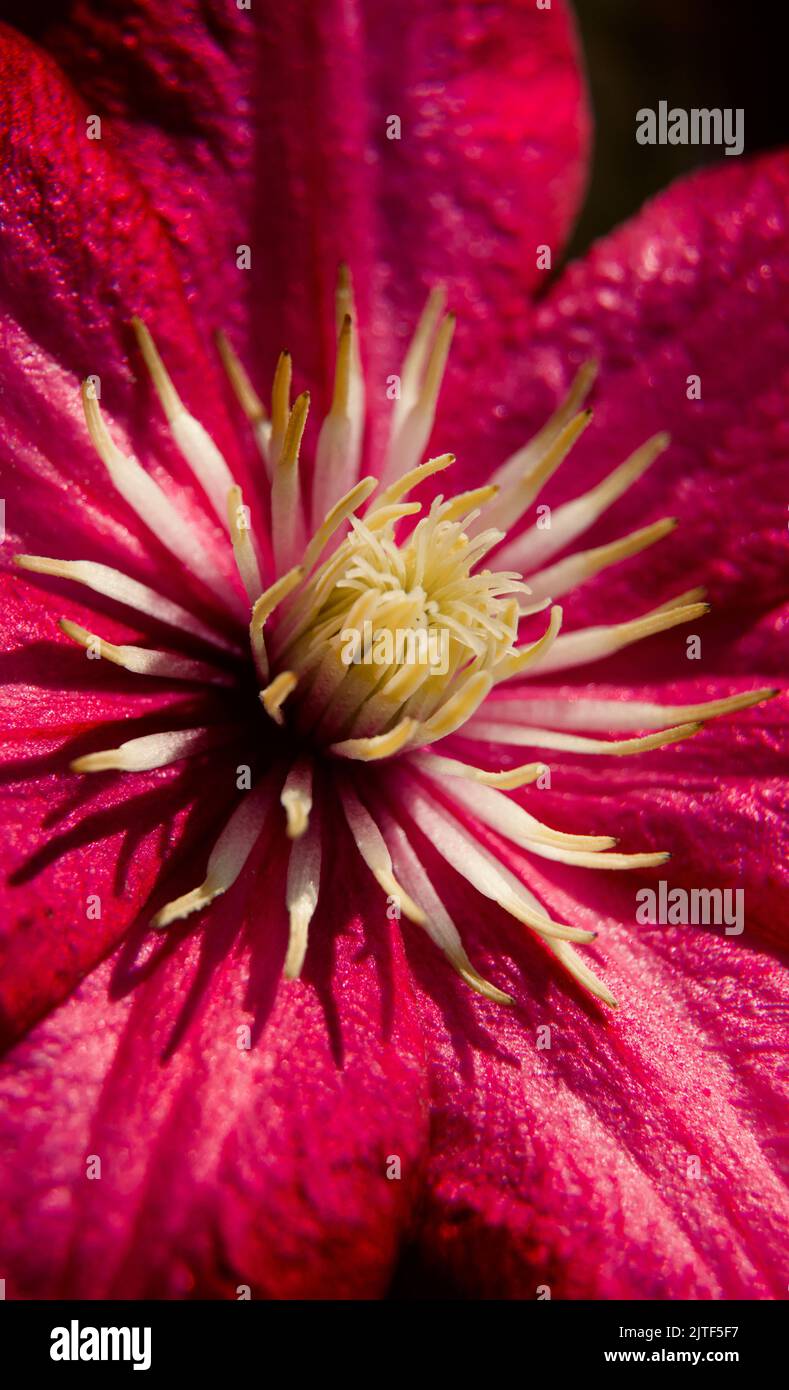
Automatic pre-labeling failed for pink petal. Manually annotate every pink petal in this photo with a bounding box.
[349,0,591,458]
[391,814,789,1298]
[28,2,590,442]
[0,741,219,1050]
[0,839,428,1298]
[464,677,789,951]
[0,23,248,598]
[17,1,257,354]
[0,572,236,1045]
[468,151,789,624]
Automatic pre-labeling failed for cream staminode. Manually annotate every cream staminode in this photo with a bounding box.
[15,268,775,1007]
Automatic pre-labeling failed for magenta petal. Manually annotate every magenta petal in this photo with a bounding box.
[475,150,789,620]
[478,678,789,952]
[0,489,240,1044]
[383,714,788,1298]
[260,0,590,448]
[19,0,257,354]
[0,569,230,1045]
[0,863,428,1298]
[15,2,589,423]
[342,0,591,455]
[405,862,789,1298]
[0,743,214,1050]
[0,22,246,581]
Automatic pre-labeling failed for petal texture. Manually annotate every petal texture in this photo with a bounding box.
[0,22,247,597]
[25,0,590,448]
[0,830,428,1298]
[390,823,789,1298]
[464,677,789,951]
[13,0,257,352]
[468,151,789,625]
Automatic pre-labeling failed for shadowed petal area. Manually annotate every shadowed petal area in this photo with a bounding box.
[466,151,789,622]
[0,739,219,1051]
[0,841,428,1298]
[0,25,248,1033]
[390,837,789,1298]
[0,532,245,1047]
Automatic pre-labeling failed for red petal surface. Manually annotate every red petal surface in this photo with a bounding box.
[390,790,789,1298]
[1,9,786,1305]
[24,1,590,451]
[0,827,428,1298]
[13,0,257,355]
[456,676,789,950]
[0,23,247,602]
[0,560,240,1046]
[0,24,255,1048]
[469,152,789,628]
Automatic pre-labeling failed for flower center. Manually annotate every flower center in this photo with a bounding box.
[264,476,528,752]
[13,266,774,1005]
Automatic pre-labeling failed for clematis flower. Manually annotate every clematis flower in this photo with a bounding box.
[0,1,787,1300]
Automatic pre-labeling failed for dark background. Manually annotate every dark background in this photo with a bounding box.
[568,0,786,256]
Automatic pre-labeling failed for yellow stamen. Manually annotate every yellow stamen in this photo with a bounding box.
[249,566,304,682]
[331,717,417,762]
[24,285,773,1012]
[227,484,263,603]
[271,391,309,574]
[260,670,298,724]
[59,618,231,685]
[280,758,313,838]
[374,452,455,510]
[270,350,292,464]
[216,330,267,424]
